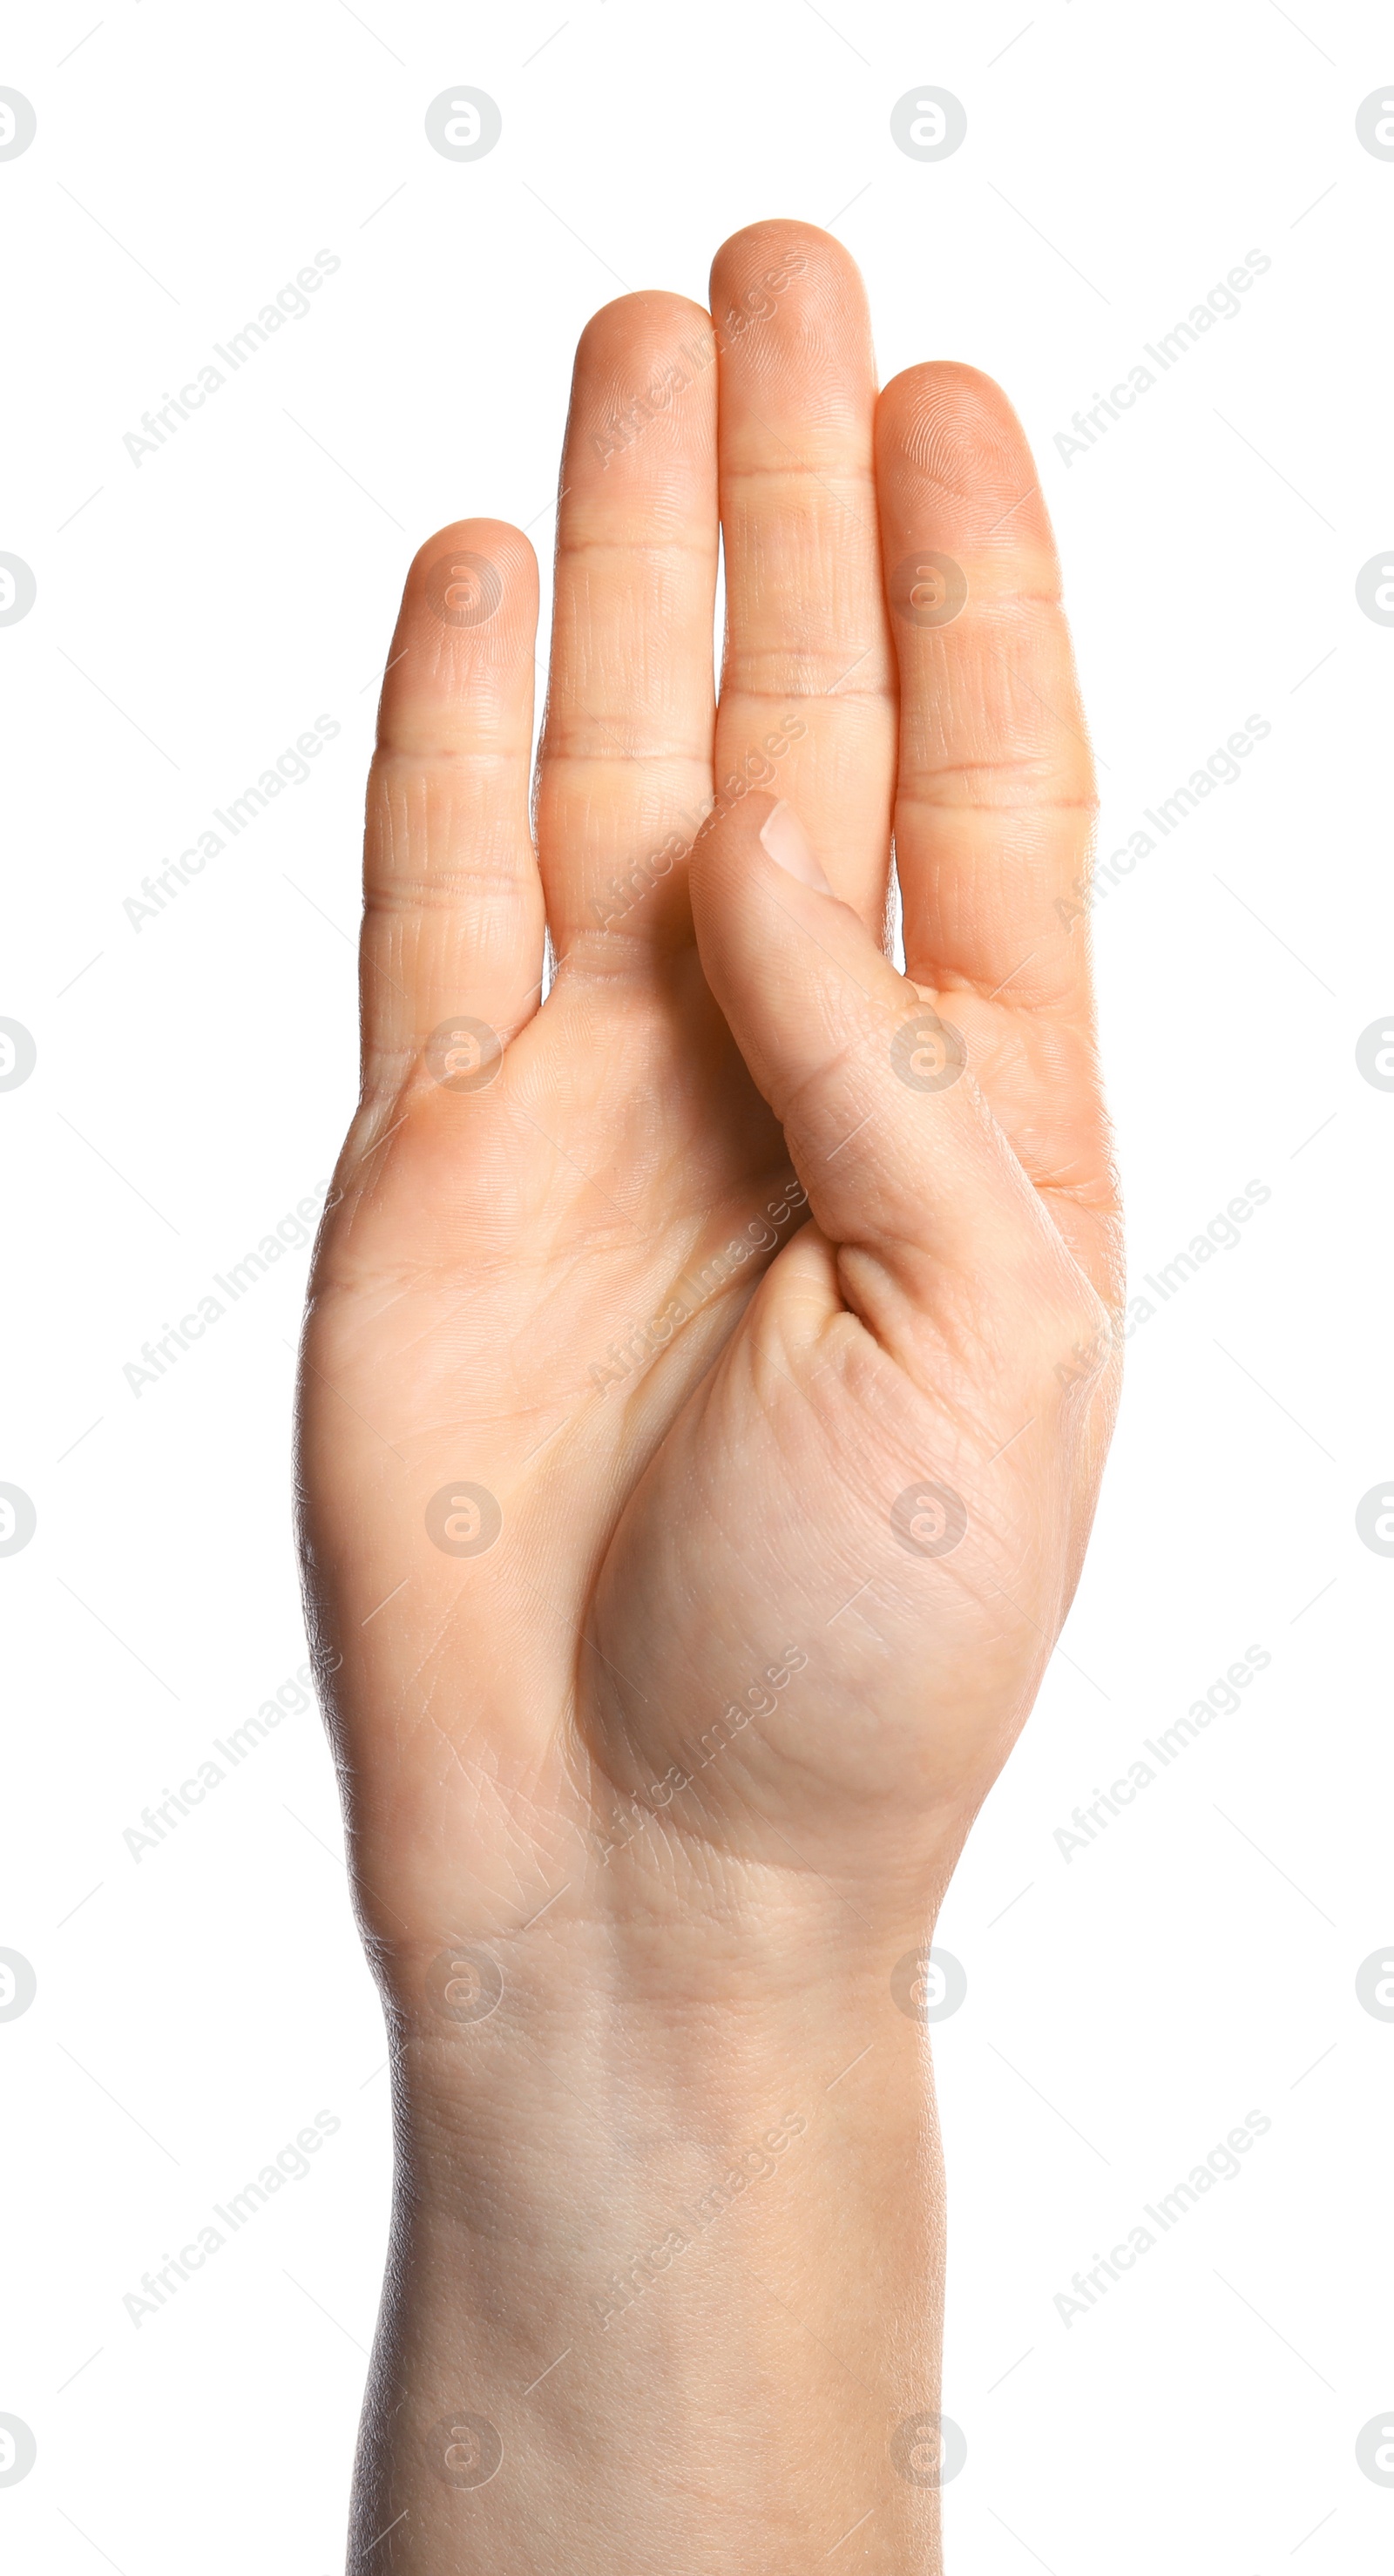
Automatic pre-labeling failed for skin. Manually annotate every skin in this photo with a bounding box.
[297,220,1121,2573]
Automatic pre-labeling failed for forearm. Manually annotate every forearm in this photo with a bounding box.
[351,1910,951,2573]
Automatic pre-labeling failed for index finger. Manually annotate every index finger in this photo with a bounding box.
[875,362,1097,1018]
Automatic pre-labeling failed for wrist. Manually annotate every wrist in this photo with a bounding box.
[354,1901,951,2572]
[354,1765,970,2036]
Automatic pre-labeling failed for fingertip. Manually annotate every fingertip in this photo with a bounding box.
[708,220,876,395]
[574,289,715,370]
[876,366,1053,556]
[879,359,1024,438]
[688,785,775,936]
[710,217,864,298]
[400,517,538,638]
[561,291,718,498]
[380,520,538,756]
[690,781,780,882]
[690,790,849,989]
[756,798,835,893]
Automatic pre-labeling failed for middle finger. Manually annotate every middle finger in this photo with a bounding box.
[708,222,897,931]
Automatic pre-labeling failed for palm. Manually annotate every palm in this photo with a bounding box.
[298,226,1120,1963]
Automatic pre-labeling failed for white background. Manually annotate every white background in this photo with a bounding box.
[3,2,1391,2569]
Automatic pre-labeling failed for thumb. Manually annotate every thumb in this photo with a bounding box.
[687,790,1094,1361]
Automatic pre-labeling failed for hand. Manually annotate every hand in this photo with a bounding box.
[297,219,1120,2573]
